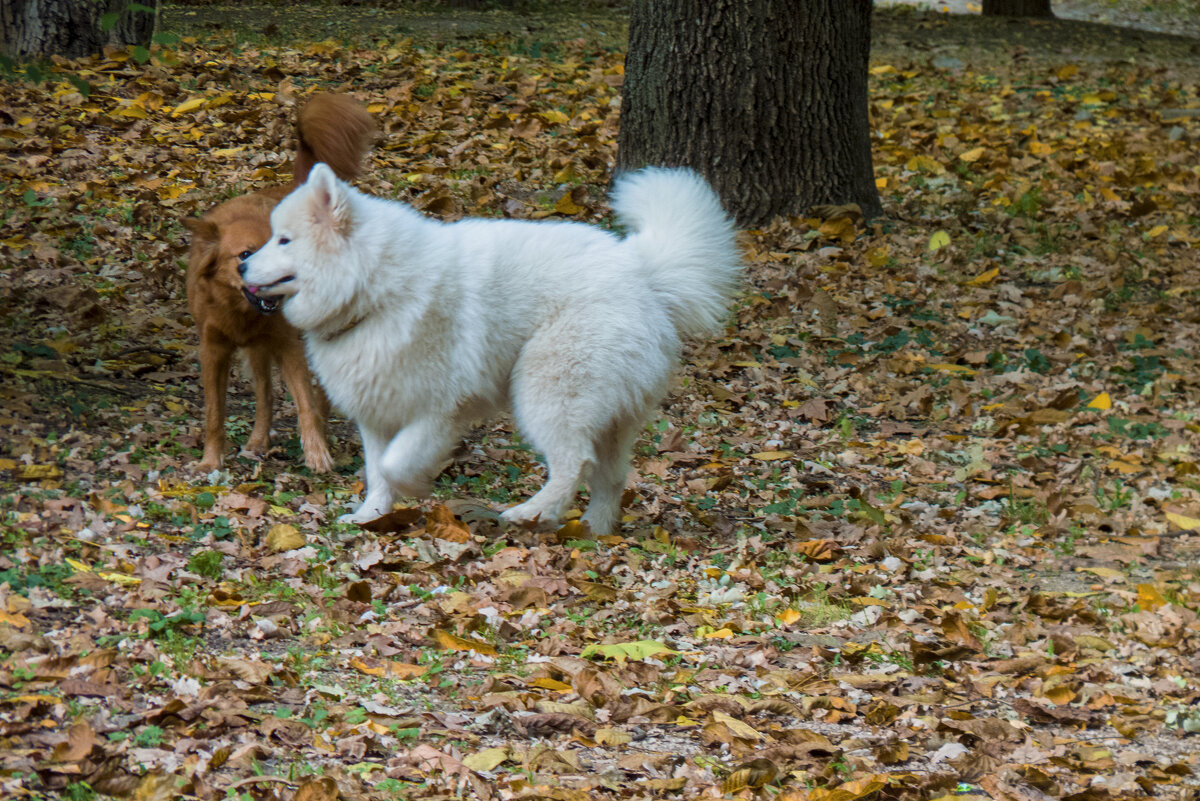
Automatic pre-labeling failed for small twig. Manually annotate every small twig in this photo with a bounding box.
[225,776,298,790]
[0,365,138,396]
[106,345,178,360]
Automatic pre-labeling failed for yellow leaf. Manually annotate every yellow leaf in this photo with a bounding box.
[266,524,305,553]
[1076,566,1124,580]
[387,662,427,679]
[462,747,509,772]
[553,191,584,215]
[750,451,793,461]
[0,610,30,628]
[702,628,734,639]
[869,64,897,75]
[927,230,951,251]
[928,363,977,375]
[350,657,384,677]
[1137,583,1168,611]
[776,608,802,626]
[1146,225,1168,239]
[1087,392,1111,410]
[713,711,763,741]
[594,727,633,746]
[211,146,245,158]
[539,109,569,125]
[906,154,944,173]
[530,677,573,692]
[158,184,191,200]
[7,694,61,704]
[1044,685,1076,705]
[1056,64,1079,80]
[966,267,1000,286]
[432,629,497,656]
[959,146,986,163]
[580,640,676,664]
[171,96,206,115]
[114,105,148,119]
[16,464,62,480]
[100,572,141,586]
[1029,140,1053,156]
[65,558,92,573]
[1166,511,1200,531]
[808,774,888,801]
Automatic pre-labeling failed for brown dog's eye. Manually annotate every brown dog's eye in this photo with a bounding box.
[238,250,253,261]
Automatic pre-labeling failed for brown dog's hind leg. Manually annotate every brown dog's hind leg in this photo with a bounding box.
[244,344,274,457]
[279,340,334,472]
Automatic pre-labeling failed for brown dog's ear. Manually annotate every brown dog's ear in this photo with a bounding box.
[183,217,220,277]
[183,216,219,243]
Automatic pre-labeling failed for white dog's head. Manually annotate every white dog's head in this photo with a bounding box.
[240,162,359,331]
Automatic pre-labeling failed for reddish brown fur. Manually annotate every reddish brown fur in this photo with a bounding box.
[184,93,376,472]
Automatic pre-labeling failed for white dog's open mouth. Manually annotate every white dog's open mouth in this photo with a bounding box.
[243,277,294,315]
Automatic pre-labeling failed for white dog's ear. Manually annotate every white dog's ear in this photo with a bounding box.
[305,162,352,235]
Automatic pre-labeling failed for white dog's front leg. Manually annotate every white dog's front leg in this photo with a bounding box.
[379,417,457,498]
[338,425,396,524]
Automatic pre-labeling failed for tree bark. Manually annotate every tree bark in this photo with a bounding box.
[1,0,157,60]
[981,0,1053,17]
[617,0,881,226]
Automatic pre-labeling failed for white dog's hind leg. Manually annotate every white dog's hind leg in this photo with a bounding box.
[501,443,593,528]
[580,419,642,535]
[339,425,396,524]
[379,417,459,498]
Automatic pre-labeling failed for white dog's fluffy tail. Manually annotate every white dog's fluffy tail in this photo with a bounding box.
[611,167,742,340]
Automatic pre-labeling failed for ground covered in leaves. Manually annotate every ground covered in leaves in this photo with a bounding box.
[2,4,1200,800]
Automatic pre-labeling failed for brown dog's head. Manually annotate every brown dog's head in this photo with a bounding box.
[184,193,284,315]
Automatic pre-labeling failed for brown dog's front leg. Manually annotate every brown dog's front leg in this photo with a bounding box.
[198,332,234,471]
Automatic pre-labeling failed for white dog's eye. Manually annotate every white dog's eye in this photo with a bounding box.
[278,237,291,246]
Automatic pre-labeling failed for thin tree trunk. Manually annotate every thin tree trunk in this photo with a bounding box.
[1,0,157,60]
[617,0,881,226]
[981,0,1053,17]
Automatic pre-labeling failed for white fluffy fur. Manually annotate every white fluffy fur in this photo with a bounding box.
[241,163,741,533]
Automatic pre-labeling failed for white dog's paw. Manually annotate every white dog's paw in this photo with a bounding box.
[579,508,616,537]
[338,500,391,525]
[500,502,547,529]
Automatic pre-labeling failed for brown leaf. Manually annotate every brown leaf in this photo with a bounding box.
[427,504,471,543]
[294,777,339,801]
[359,506,423,532]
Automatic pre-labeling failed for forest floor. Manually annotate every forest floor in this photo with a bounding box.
[1,3,1200,800]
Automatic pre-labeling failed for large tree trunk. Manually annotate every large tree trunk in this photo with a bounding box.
[981,0,1053,16]
[617,0,881,226]
[1,0,157,60]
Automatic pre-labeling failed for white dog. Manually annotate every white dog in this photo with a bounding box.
[240,162,741,534]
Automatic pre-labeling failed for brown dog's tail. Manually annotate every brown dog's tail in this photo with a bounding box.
[291,93,377,186]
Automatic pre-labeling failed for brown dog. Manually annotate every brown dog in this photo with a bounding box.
[183,94,376,472]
